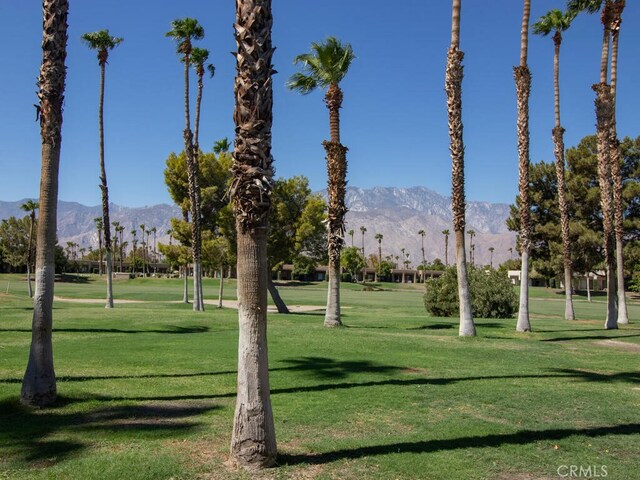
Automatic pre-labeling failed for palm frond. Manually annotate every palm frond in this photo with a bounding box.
[286,72,317,94]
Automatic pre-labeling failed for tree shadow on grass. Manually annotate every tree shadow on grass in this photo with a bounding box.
[278,423,640,466]
[0,325,210,335]
[408,322,507,331]
[549,368,640,384]
[279,356,401,380]
[0,396,217,466]
[541,333,640,342]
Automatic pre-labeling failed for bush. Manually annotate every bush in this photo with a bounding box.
[424,266,518,318]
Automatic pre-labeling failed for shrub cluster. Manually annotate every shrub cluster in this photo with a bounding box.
[424,266,518,318]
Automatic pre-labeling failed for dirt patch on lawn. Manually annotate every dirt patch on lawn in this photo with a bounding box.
[594,339,640,352]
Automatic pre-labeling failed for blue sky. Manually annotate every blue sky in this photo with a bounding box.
[1,1,639,207]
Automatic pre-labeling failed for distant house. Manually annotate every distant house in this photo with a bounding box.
[508,269,606,291]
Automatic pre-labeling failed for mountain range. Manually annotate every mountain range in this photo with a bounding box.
[1,186,516,267]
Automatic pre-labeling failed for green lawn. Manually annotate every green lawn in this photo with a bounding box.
[1,273,639,479]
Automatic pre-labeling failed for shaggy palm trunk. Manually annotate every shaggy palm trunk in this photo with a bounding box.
[515,0,532,332]
[26,212,35,297]
[594,83,618,329]
[609,3,628,325]
[22,0,68,407]
[182,47,204,312]
[446,0,475,337]
[323,83,348,327]
[551,31,575,321]
[445,234,449,266]
[217,267,224,308]
[229,0,277,468]
[98,61,114,309]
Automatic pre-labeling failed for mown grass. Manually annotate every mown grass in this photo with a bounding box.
[0,273,639,479]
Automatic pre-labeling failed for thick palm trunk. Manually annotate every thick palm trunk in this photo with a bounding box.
[22,0,68,407]
[446,1,475,337]
[551,32,575,321]
[594,83,618,329]
[230,0,277,467]
[98,62,114,308]
[609,3,628,325]
[514,0,532,332]
[323,83,347,327]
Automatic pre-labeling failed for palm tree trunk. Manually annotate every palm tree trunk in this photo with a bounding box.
[230,0,277,467]
[26,213,35,298]
[609,3,628,325]
[98,230,103,275]
[217,267,224,308]
[586,273,591,302]
[594,83,618,329]
[551,32,575,321]
[22,0,68,407]
[98,62,114,308]
[267,275,289,314]
[514,0,532,332]
[446,0,475,337]
[445,234,449,266]
[183,265,189,303]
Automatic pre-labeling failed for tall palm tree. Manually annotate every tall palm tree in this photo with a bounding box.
[111,220,120,271]
[229,0,276,468]
[467,229,476,266]
[489,246,495,269]
[287,36,355,328]
[166,17,206,312]
[533,9,576,321]
[442,229,450,266]
[130,229,137,275]
[21,0,68,407]
[568,0,626,329]
[20,200,39,298]
[445,0,475,337]
[117,224,124,272]
[569,0,627,326]
[418,229,426,282]
[81,29,122,309]
[348,229,355,247]
[190,47,214,303]
[359,225,367,280]
[375,233,383,281]
[94,217,103,275]
[515,0,533,332]
[151,226,157,274]
[139,224,146,276]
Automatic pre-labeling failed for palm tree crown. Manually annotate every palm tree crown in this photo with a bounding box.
[165,18,204,56]
[286,36,355,94]
[81,30,123,64]
[190,47,215,79]
[532,9,575,36]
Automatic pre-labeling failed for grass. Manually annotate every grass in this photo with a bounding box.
[1,273,639,479]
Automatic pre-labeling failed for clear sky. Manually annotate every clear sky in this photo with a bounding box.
[1,1,639,207]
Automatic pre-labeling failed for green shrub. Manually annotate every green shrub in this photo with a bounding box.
[424,266,518,318]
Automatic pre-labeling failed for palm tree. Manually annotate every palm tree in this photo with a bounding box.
[359,226,367,280]
[111,221,120,271]
[130,230,137,275]
[375,233,383,281]
[229,0,276,468]
[446,0,475,337]
[509,247,514,258]
[21,0,68,407]
[442,229,450,266]
[515,0,533,332]
[418,229,426,282]
[569,0,627,326]
[533,9,576,321]
[151,226,158,274]
[190,46,214,303]
[287,36,355,328]
[467,229,476,266]
[213,137,231,154]
[139,224,146,276]
[348,229,355,247]
[94,217,103,275]
[81,29,122,309]
[489,246,495,269]
[20,200,39,297]
[166,17,206,312]
[117,224,125,272]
